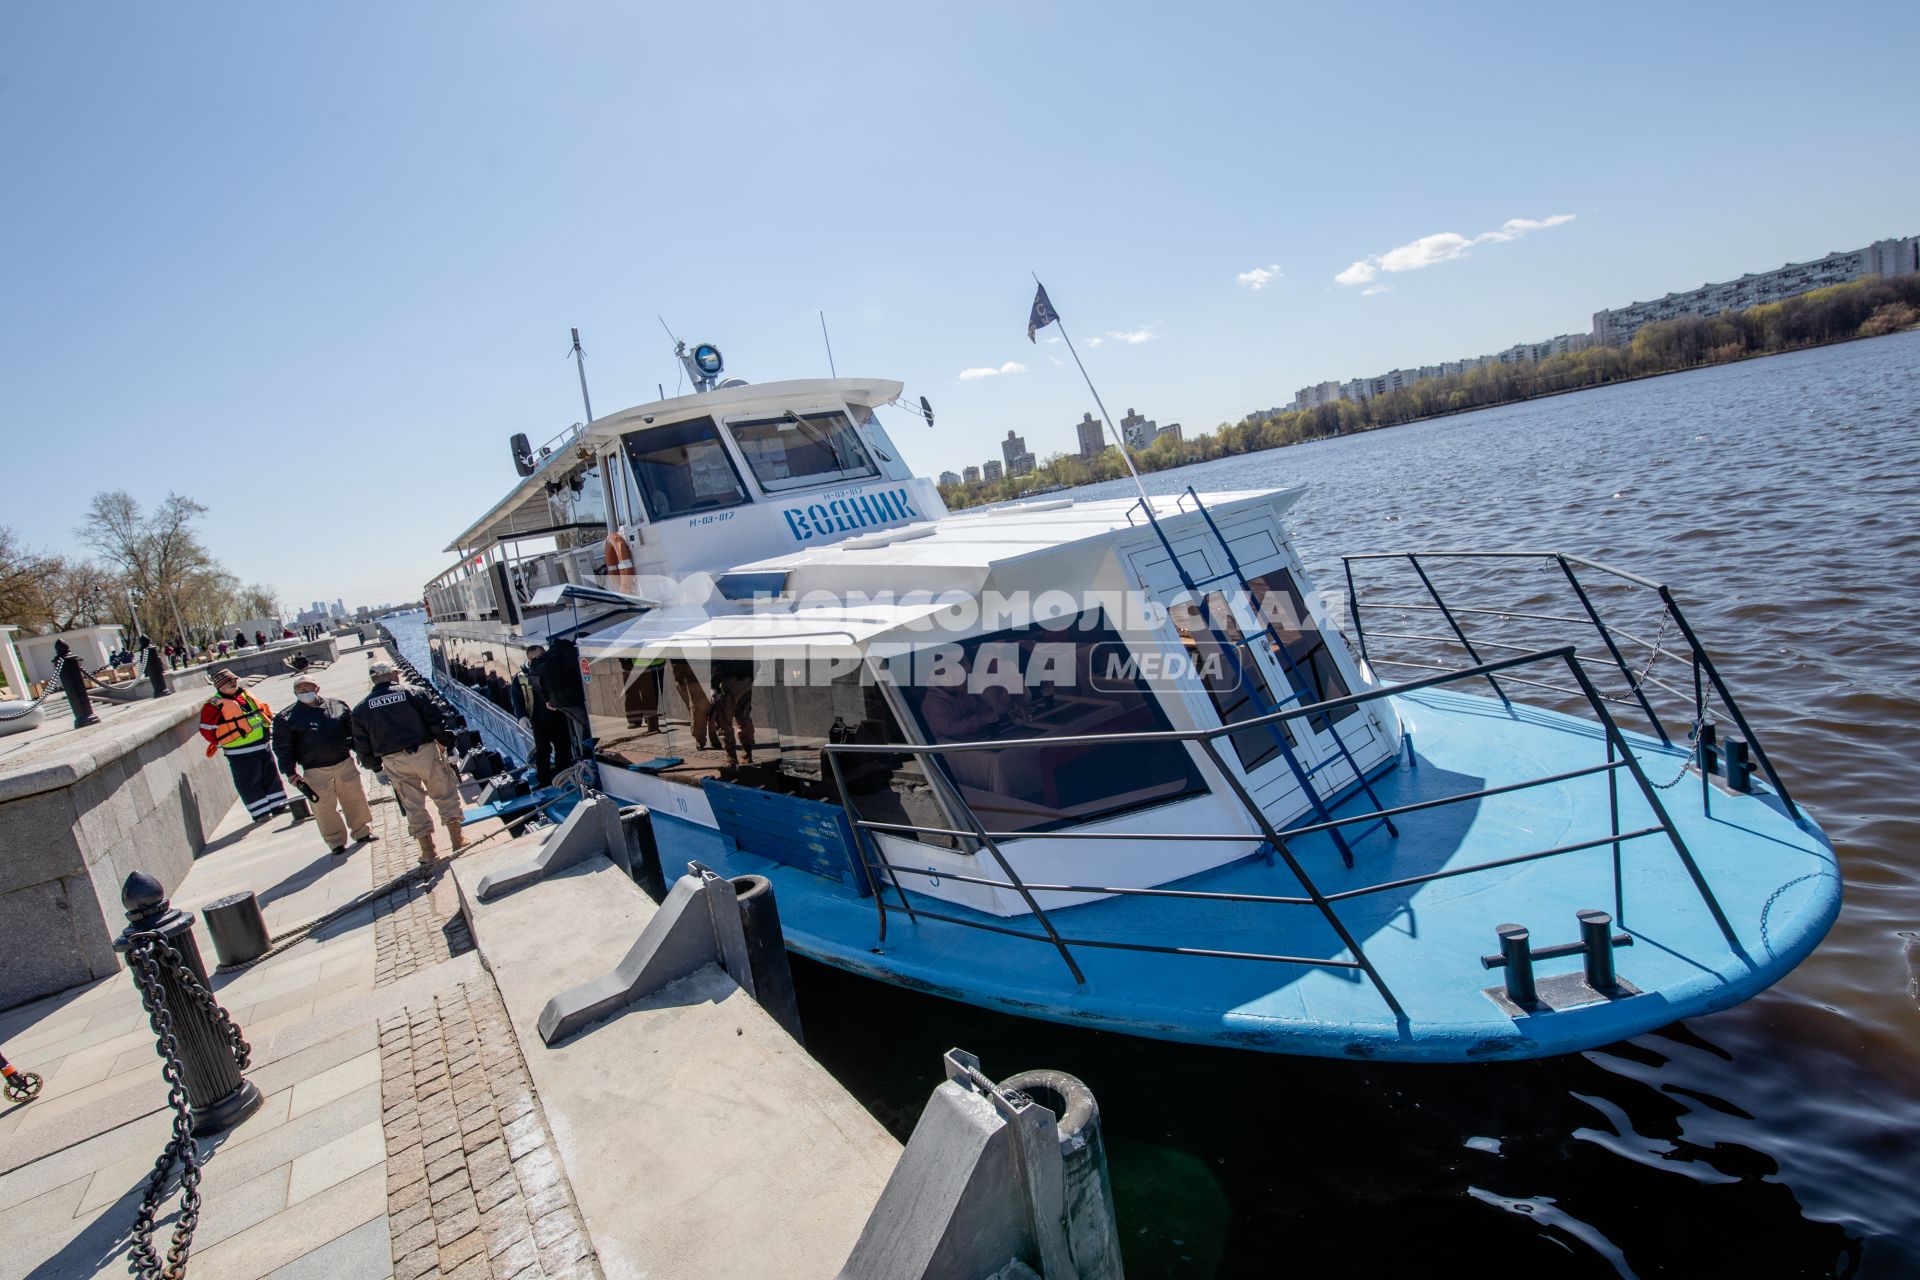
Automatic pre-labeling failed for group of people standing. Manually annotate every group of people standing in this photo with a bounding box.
[198,659,467,867]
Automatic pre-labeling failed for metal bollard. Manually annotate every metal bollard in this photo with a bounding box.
[619,805,666,903]
[1577,909,1619,992]
[731,875,804,1045]
[1493,923,1536,1006]
[999,1068,1124,1280]
[1698,722,1719,776]
[115,872,264,1135]
[1724,737,1753,793]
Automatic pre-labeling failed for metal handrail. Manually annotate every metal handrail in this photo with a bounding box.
[1343,549,1798,816]
[823,645,1739,1017]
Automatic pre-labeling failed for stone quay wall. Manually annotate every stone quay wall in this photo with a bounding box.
[0,697,237,1009]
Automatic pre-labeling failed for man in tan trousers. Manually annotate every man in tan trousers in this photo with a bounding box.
[271,673,376,855]
[349,661,465,865]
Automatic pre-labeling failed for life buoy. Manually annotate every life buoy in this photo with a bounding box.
[602,529,636,587]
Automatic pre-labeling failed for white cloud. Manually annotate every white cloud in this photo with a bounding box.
[1048,355,1064,366]
[1237,263,1283,290]
[957,361,1028,380]
[1336,214,1575,287]
[1085,337,1104,349]
[1361,283,1391,297]
[1045,336,1062,345]
[1106,328,1155,344]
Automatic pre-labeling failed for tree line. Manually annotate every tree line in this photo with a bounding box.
[942,273,1920,509]
[0,490,281,660]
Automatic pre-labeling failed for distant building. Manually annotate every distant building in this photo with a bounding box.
[1119,407,1161,451]
[1158,423,1183,446]
[962,465,981,485]
[983,459,1004,482]
[1000,430,1026,468]
[1290,382,1342,412]
[1009,452,1036,478]
[1074,412,1105,459]
[1592,235,1920,345]
[938,470,962,488]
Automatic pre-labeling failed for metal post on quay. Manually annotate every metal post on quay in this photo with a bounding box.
[114,871,264,1136]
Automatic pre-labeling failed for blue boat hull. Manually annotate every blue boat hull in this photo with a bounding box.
[634,686,1842,1062]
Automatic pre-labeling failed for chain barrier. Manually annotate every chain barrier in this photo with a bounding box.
[1647,714,1707,790]
[124,933,209,1280]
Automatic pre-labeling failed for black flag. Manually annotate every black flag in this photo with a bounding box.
[1027,282,1058,343]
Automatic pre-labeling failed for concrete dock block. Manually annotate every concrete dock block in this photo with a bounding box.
[474,795,614,902]
[537,873,723,1044]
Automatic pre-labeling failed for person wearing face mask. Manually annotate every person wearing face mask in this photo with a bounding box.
[271,672,375,855]
[199,669,289,822]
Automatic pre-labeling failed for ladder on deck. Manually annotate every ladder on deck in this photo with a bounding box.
[1133,489,1398,867]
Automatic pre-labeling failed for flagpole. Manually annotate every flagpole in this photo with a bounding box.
[1039,279,1151,508]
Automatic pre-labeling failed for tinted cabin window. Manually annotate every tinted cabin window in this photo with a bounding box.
[623,417,749,520]
[1245,570,1357,722]
[1168,593,1294,770]
[890,611,1207,836]
[727,412,878,492]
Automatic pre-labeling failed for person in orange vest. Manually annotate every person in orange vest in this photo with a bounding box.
[199,669,289,823]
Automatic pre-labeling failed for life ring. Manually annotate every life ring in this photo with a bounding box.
[602,529,637,587]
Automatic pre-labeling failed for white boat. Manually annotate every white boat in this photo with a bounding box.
[419,342,1839,1061]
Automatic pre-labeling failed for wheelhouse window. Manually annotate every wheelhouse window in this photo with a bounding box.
[1168,593,1295,771]
[1245,570,1357,722]
[622,417,749,521]
[726,411,878,493]
[886,611,1207,836]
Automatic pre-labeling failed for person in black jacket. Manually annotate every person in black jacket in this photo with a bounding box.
[512,644,572,787]
[273,673,375,855]
[542,636,592,755]
[351,661,463,864]
[49,640,99,728]
[138,636,169,699]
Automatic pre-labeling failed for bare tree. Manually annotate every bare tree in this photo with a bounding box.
[0,526,56,630]
[45,559,126,632]
[239,583,281,620]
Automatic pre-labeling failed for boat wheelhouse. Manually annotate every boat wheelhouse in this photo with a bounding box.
[420,354,1841,1062]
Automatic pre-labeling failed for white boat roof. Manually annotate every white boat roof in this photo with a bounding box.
[735,489,1302,594]
[580,598,956,659]
[446,377,908,554]
[577,488,1303,658]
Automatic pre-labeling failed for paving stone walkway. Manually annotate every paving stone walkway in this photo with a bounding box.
[377,983,598,1280]
[369,785,474,988]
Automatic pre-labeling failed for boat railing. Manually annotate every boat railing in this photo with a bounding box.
[823,646,1737,1018]
[1340,550,1798,818]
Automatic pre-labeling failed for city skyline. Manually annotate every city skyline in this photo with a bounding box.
[4,3,1917,605]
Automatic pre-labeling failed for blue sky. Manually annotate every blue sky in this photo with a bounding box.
[3,1,1916,609]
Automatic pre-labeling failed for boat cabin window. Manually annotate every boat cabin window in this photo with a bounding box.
[430,634,517,714]
[1168,593,1295,770]
[1244,570,1358,722]
[622,417,750,521]
[585,653,940,826]
[726,411,878,493]
[886,611,1207,836]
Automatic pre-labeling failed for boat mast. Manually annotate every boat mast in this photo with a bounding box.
[570,327,594,423]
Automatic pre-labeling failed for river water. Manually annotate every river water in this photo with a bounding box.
[395,330,1920,1276]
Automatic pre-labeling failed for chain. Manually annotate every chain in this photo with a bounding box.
[162,946,252,1069]
[125,934,204,1280]
[1648,714,1707,789]
[1628,609,1672,693]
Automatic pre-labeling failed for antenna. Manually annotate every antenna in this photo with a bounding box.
[818,310,837,378]
[569,328,594,423]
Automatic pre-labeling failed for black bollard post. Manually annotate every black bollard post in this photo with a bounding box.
[1577,909,1618,992]
[115,872,264,1135]
[1698,722,1719,776]
[1724,737,1753,793]
[1495,923,1537,1007]
[730,875,804,1045]
[619,805,666,903]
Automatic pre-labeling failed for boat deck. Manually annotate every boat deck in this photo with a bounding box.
[655,686,1842,1061]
